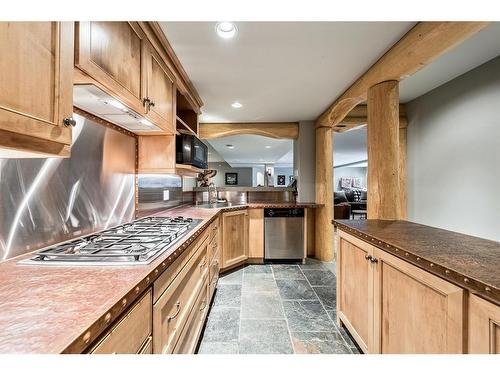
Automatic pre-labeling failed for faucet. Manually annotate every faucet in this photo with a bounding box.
[208,182,217,204]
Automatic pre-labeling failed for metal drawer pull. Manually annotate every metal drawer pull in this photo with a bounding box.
[370,257,379,263]
[167,302,181,322]
[200,300,207,312]
[199,258,207,268]
[365,254,372,261]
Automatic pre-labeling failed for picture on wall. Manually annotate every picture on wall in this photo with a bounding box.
[352,177,362,188]
[340,177,352,189]
[225,172,238,185]
[277,175,286,186]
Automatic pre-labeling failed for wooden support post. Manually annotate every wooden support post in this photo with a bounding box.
[315,126,334,261]
[399,125,408,219]
[367,81,401,220]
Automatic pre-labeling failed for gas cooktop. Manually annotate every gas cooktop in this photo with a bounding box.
[20,216,202,266]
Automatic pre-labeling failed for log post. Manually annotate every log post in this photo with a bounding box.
[367,80,402,220]
[315,126,334,261]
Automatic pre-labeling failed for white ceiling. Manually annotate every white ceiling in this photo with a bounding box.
[160,22,415,122]
[400,23,500,102]
[207,135,293,167]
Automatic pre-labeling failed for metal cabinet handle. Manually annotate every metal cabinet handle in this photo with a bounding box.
[149,101,155,108]
[199,258,207,268]
[143,97,151,113]
[370,257,379,264]
[167,302,181,322]
[63,117,76,127]
[365,254,372,261]
[200,300,207,312]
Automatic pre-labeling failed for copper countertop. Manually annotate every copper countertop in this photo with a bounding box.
[334,219,500,306]
[0,203,318,353]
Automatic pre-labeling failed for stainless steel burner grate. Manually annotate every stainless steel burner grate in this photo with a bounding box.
[20,216,202,266]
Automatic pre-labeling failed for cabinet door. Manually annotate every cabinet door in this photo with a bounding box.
[468,294,500,354]
[76,22,146,112]
[372,248,464,353]
[337,232,373,353]
[0,22,74,156]
[221,210,248,270]
[144,44,175,133]
[248,208,264,259]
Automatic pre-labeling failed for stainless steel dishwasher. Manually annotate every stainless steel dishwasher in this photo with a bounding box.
[264,208,305,260]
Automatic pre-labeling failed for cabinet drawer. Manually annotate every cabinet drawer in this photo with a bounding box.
[209,250,220,285]
[90,290,152,354]
[209,218,219,244]
[153,236,209,354]
[153,228,209,302]
[138,336,153,354]
[173,275,210,354]
[209,269,219,302]
[208,234,219,265]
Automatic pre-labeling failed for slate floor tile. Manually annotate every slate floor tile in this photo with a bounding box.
[303,270,336,286]
[243,264,272,274]
[242,273,277,292]
[272,264,306,280]
[313,286,337,310]
[218,268,244,285]
[299,258,326,270]
[214,284,242,308]
[202,307,240,342]
[241,290,284,319]
[326,309,338,323]
[276,279,317,300]
[291,331,352,354]
[336,323,362,353]
[198,341,239,354]
[239,319,293,354]
[282,300,335,332]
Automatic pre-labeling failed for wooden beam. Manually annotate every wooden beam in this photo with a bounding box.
[199,122,299,140]
[316,22,489,128]
[367,81,401,220]
[315,126,334,261]
[335,104,407,132]
[399,126,408,219]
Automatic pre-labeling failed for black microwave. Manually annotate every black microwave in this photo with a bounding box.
[176,134,208,169]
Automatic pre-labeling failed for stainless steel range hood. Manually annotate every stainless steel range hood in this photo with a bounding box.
[73,85,162,133]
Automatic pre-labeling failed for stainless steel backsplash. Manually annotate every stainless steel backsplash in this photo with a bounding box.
[0,114,136,261]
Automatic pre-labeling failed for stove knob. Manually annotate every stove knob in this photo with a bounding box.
[177,216,184,220]
[185,218,193,223]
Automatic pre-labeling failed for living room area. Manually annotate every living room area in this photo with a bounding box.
[333,126,368,220]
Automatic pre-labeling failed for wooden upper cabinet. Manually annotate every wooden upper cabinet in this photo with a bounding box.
[221,209,249,270]
[468,294,500,354]
[75,22,146,111]
[143,44,175,133]
[0,22,74,157]
[372,248,464,354]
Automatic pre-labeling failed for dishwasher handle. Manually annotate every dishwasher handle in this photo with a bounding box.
[264,208,304,218]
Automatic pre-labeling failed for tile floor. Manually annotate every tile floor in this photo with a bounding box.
[197,259,361,354]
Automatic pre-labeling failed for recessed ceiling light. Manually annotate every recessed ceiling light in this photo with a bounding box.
[140,118,153,126]
[231,102,242,109]
[265,146,271,149]
[226,144,234,149]
[215,22,237,39]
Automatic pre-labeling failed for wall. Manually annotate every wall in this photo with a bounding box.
[0,114,136,260]
[208,162,253,186]
[407,56,500,241]
[293,121,316,202]
[333,166,367,191]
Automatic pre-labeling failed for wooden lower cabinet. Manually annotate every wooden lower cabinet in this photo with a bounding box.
[372,248,464,353]
[90,290,152,354]
[173,275,210,354]
[153,235,209,354]
[248,208,264,260]
[337,230,465,354]
[337,233,372,353]
[221,209,248,270]
[468,294,500,353]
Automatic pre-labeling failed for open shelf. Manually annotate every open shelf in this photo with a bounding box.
[176,90,199,136]
[175,163,205,177]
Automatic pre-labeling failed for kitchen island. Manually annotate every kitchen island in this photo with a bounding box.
[333,219,500,354]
